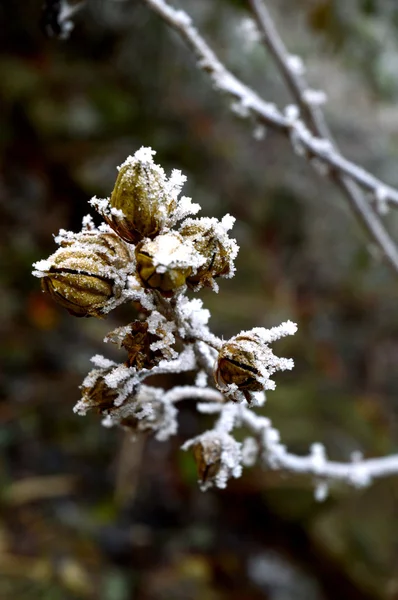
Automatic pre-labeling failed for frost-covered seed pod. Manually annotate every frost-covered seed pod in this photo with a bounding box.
[107,158,177,244]
[108,321,163,369]
[192,437,222,484]
[135,232,193,296]
[39,233,131,317]
[215,334,264,393]
[80,373,119,413]
[179,216,238,289]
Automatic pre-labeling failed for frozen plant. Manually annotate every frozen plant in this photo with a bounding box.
[33,146,297,491]
[33,147,398,496]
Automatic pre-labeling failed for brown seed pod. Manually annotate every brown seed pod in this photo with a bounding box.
[80,373,119,413]
[107,321,163,369]
[179,217,238,289]
[102,156,177,244]
[135,232,193,296]
[37,232,131,317]
[215,334,264,394]
[192,437,222,484]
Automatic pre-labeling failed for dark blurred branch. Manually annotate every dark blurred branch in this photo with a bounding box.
[142,0,398,276]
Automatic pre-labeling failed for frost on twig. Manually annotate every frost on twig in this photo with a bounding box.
[33,147,398,498]
[142,0,398,278]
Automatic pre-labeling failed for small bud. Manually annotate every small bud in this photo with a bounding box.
[34,232,132,317]
[135,232,197,296]
[179,216,238,290]
[93,150,177,244]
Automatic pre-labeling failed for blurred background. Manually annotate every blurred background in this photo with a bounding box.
[2,0,398,598]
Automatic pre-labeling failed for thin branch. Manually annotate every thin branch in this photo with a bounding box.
[248,0,398,276]
[248,0,333,141]
[141,0,398,275]
[163,385,224,404]
[240,406,398,487]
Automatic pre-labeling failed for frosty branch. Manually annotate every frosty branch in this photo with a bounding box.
[33,148,398,499]
[142,0,398,276]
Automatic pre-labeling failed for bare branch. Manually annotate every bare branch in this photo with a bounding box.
[240,406,398,489]
[142,0,398,275]
[248,0,333,141]
[248,0,398,275]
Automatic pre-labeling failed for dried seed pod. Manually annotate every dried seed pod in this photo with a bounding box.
[109,385,178,441]
[214,325,296,399]
[179,216,238,290]
[35,232,132,317]
[192,437,222,484]
[135,232,195,296]
[119,400,167,436]
[215,333,265,393]
[80,372,119,413]
[95,151,177,244]
[75,360,138,416]
[183,431,243,490]
[106,321,163,369]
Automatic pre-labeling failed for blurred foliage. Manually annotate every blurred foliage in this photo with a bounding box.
[2,0,398,598]
[305,0,398,98]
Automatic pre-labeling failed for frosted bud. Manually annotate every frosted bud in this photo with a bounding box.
[103,154,176,244]
[179,216,239,290]
[34,232,132,317]
[135,231,198,296]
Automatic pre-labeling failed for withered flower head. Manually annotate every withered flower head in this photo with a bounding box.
[179,215,238,290]
[135,231,201,296]
[33,231,132,317]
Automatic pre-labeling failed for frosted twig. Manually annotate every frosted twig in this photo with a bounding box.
[239,406,398,488]
[248,0,333,141]
[142,0,398,276]
[247,0,398,277]
[163,385,224,404]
